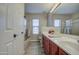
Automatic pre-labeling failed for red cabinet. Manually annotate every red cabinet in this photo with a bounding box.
[42,34,68,55]
[49,40,59,55]
[42,35,49,54]
[45,37,49,54]
[59,48,68,55]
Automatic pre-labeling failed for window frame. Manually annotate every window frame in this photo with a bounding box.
[54,19,61,32]
[54,19,61,27]
[32,19,39,34]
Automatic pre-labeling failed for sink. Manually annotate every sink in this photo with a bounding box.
[49,35,79,54]
[58,41,79,51]
[48,34,62,38]
[59,37,78,42]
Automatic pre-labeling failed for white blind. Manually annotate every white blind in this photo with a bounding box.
[32,19,39,34]
[54,19,61,32]
[54,19,61,27]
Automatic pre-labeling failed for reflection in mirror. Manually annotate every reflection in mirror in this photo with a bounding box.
[53,3,79,36]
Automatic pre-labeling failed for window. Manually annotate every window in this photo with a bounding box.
[66,20,71,27]
[54,19,61,32]
[64,20,72,34]
[54,19,61,27]
[32,19,39,34]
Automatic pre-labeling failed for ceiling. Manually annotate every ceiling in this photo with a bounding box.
[24,3,54,13]
[54,3,79,14]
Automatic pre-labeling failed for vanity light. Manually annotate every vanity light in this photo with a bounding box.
[50,3,61,13]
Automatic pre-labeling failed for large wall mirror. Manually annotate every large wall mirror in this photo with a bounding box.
[54,3,79,36]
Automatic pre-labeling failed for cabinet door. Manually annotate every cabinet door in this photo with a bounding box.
[42,35,49,54]
[59,48,68,55]
[49,40,58,55]
[42,35,47,54]
[42,35,44,48]
[44,36,49,54]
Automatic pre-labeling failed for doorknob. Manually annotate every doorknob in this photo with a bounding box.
[13,34,17,38]
[21,32,24,34]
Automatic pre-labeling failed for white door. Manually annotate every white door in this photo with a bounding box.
[7,41,18,55]
[0,3,25,55]
[7,4,24,55]
[7,30,24,55]
[15,33,24,55]
[0,4,7,31]
[0,4,12,54]
[13,29,24,55]
[0,44,8,55]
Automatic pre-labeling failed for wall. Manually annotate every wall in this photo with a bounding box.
[47,13,53,26]
[71,13,79,35]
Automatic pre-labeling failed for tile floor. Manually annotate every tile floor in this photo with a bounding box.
[24,39,44,55]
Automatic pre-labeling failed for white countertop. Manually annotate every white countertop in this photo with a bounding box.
[42,32,79,55]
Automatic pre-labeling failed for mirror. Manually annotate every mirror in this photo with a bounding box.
[53,3,79,36]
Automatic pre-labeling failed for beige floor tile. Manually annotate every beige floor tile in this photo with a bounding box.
[24,41,44,55]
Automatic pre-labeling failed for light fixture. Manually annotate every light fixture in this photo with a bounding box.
[50,3,61,13]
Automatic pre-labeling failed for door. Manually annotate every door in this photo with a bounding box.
[59,48,68,55]
[0,4,7,31]
[0,4,12,54]
[13,29,24,55]
[0,3,25,55]
[0,44,8,55]
[7,41,18,55]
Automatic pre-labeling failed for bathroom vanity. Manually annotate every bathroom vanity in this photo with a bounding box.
[42,32,79,55]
